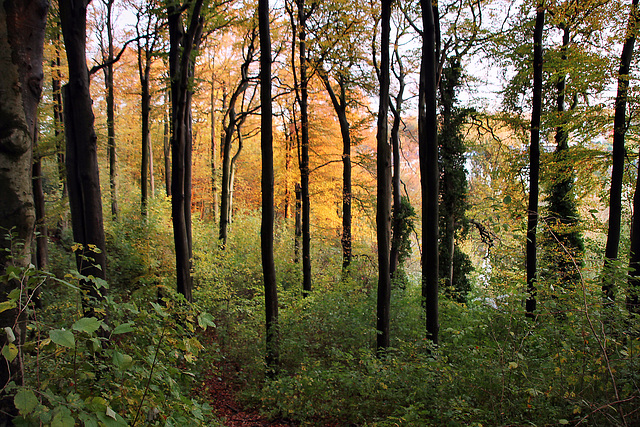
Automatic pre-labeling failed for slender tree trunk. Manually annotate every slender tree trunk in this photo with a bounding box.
[149,127,155,197]
[419,0,439,344]
[52,31,68,203]
[609,0,640,302]
[283,122,293,219]
[526,4,544,316]
[164,91,171,197]
[104,0,118,220]
[297,0,312,296]
[295,183,302,263]
[167,0,205,302]
[0,2,47,417]
[376,0,392,353]
[319,71,353,271]
[259,0,279,372]
[390,43,406,278]
[211,66,218,223]
[140,61,151,217]
[32,123,48,271]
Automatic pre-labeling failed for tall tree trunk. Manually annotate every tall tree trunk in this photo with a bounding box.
[390,42,406,279]
[167,0,205,302]
[32,123,48,271]
[608,0,640,302]
[164,91,171,197]
[623,0,640,310]
[295,183,302,263]
[219,33,255,245]
[0,1,47,417]
[139,56,151,217]
[376,0,392,353]
[60,0,108,303]
[259,0,279,373]
[211,66,218,223]
[319,71,352,271]
[526,3,544,316]
[297,0,312,296]
[419,0,439,344]
[104,0,118,220]
[52,30,67,203]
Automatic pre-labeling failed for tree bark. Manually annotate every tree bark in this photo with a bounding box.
[376,0,392,353]
[419,0,440,344]
[526,4,544,316]
[139,52,151,217]
[60,0,108,302]
[296,0,312,296]
[211,65,218,223]
[390,42,406,279]
[259,0,279,373]
[609,0,640,302]
[32,123,48,271]
[167,0,205,302]
[0,0,47,417]
[319,71,352,271]
[104,0,118,220]
[164,91,171,197]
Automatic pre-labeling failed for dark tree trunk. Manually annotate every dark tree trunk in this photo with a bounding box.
[296,0,312,296]
[319,71,352,271]
[164,91,171,197]
[623,0,640,310]
[104,0,118,220]
[283,120,294,219]
[167,0,205,302]
[219,34,255,245]
[526,4,544,316]
[295,183,302,263]
[0,1,47,417]
[419,0,439,344]
[610,0,640,302]
[259,0,279,372]
[376,0,392,353]
[32,124,48,271]
[60,0,108,303]
[390,42,406,279]
[140,58,151,217]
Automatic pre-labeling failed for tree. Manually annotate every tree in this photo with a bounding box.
[286,0,316,295]
[0,0,47,418]
[60,0,108,302]
[167,0,207,302]
[525,2,544,317]
[608,0,640,302]
[219,27,258,245]
[135,0,162,217]
[259,0,279,372]
[376,0,392,353]
[420,0,440,344]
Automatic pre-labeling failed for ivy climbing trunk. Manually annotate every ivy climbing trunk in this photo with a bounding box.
[104,0,118,220]
[0,0,47,418]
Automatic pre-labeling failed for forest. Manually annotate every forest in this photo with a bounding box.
[1,0,640,425]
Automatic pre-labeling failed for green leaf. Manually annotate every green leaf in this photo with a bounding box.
[111,322,135,335]
[72,317,102,335]
[78,413,99,427]
[14,389,38,414]
[503,195,512,204]
[2,343,18,362]
[0,300,16,314]
[197,312,216,330]
[151,302,168,318]
[49,329,75,349]
[112,351,133,370]
[559,420,569,425]
[51,406,74,427]
[96,408,127,427]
